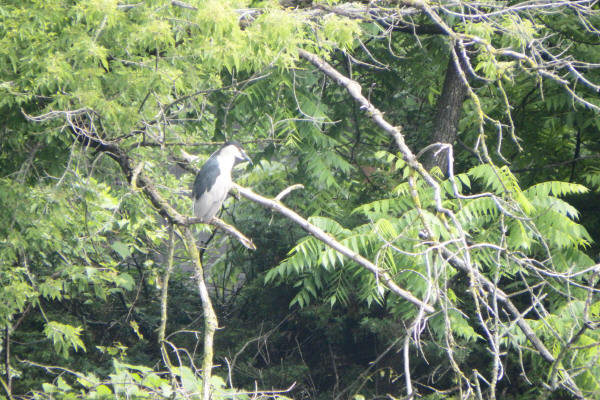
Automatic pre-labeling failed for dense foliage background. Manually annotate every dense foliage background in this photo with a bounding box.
[1,0,599,399]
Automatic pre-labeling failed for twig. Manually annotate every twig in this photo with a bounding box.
[436,243,554,362]
[227,313,295,388]
[512,155,600,173]
[3,326,10,397]
[335,336,403,400]
[0,375,13,400]
[275,184,304,201]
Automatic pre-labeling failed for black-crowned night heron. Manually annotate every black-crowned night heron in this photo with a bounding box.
[192,141,252,223]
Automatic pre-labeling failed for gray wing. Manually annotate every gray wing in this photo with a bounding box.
[192,156,220,199]
[192,156,223,221]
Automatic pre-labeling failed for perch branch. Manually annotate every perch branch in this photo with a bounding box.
[50,121,254,248]
[207,217,256,250]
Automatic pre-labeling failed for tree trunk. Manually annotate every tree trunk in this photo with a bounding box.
[423,49,468,175]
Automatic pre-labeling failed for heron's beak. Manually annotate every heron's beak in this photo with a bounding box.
[243,150,253,165]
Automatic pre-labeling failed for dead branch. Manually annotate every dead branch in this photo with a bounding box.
[435,244,586,398]
[437,244,554,362]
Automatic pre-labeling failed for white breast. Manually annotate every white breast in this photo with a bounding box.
[193,171,232,222]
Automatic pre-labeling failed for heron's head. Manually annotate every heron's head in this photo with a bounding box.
[221,141,252,165]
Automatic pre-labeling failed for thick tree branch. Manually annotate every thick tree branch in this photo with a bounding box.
[232,183,434,313]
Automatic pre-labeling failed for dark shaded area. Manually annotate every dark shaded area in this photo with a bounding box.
[423,49,468,174]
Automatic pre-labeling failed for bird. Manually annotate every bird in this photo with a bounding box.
[192,141,252,223]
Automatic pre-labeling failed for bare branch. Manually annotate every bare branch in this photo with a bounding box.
[207,217,256,250]
[275,184,304,201]
[233,183,434,313]
[438,243,555,363]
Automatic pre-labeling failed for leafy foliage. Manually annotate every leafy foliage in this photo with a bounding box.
[0,0,599,399]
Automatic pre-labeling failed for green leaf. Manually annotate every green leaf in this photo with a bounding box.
[111,241,131,259]
[44,321,86,357]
